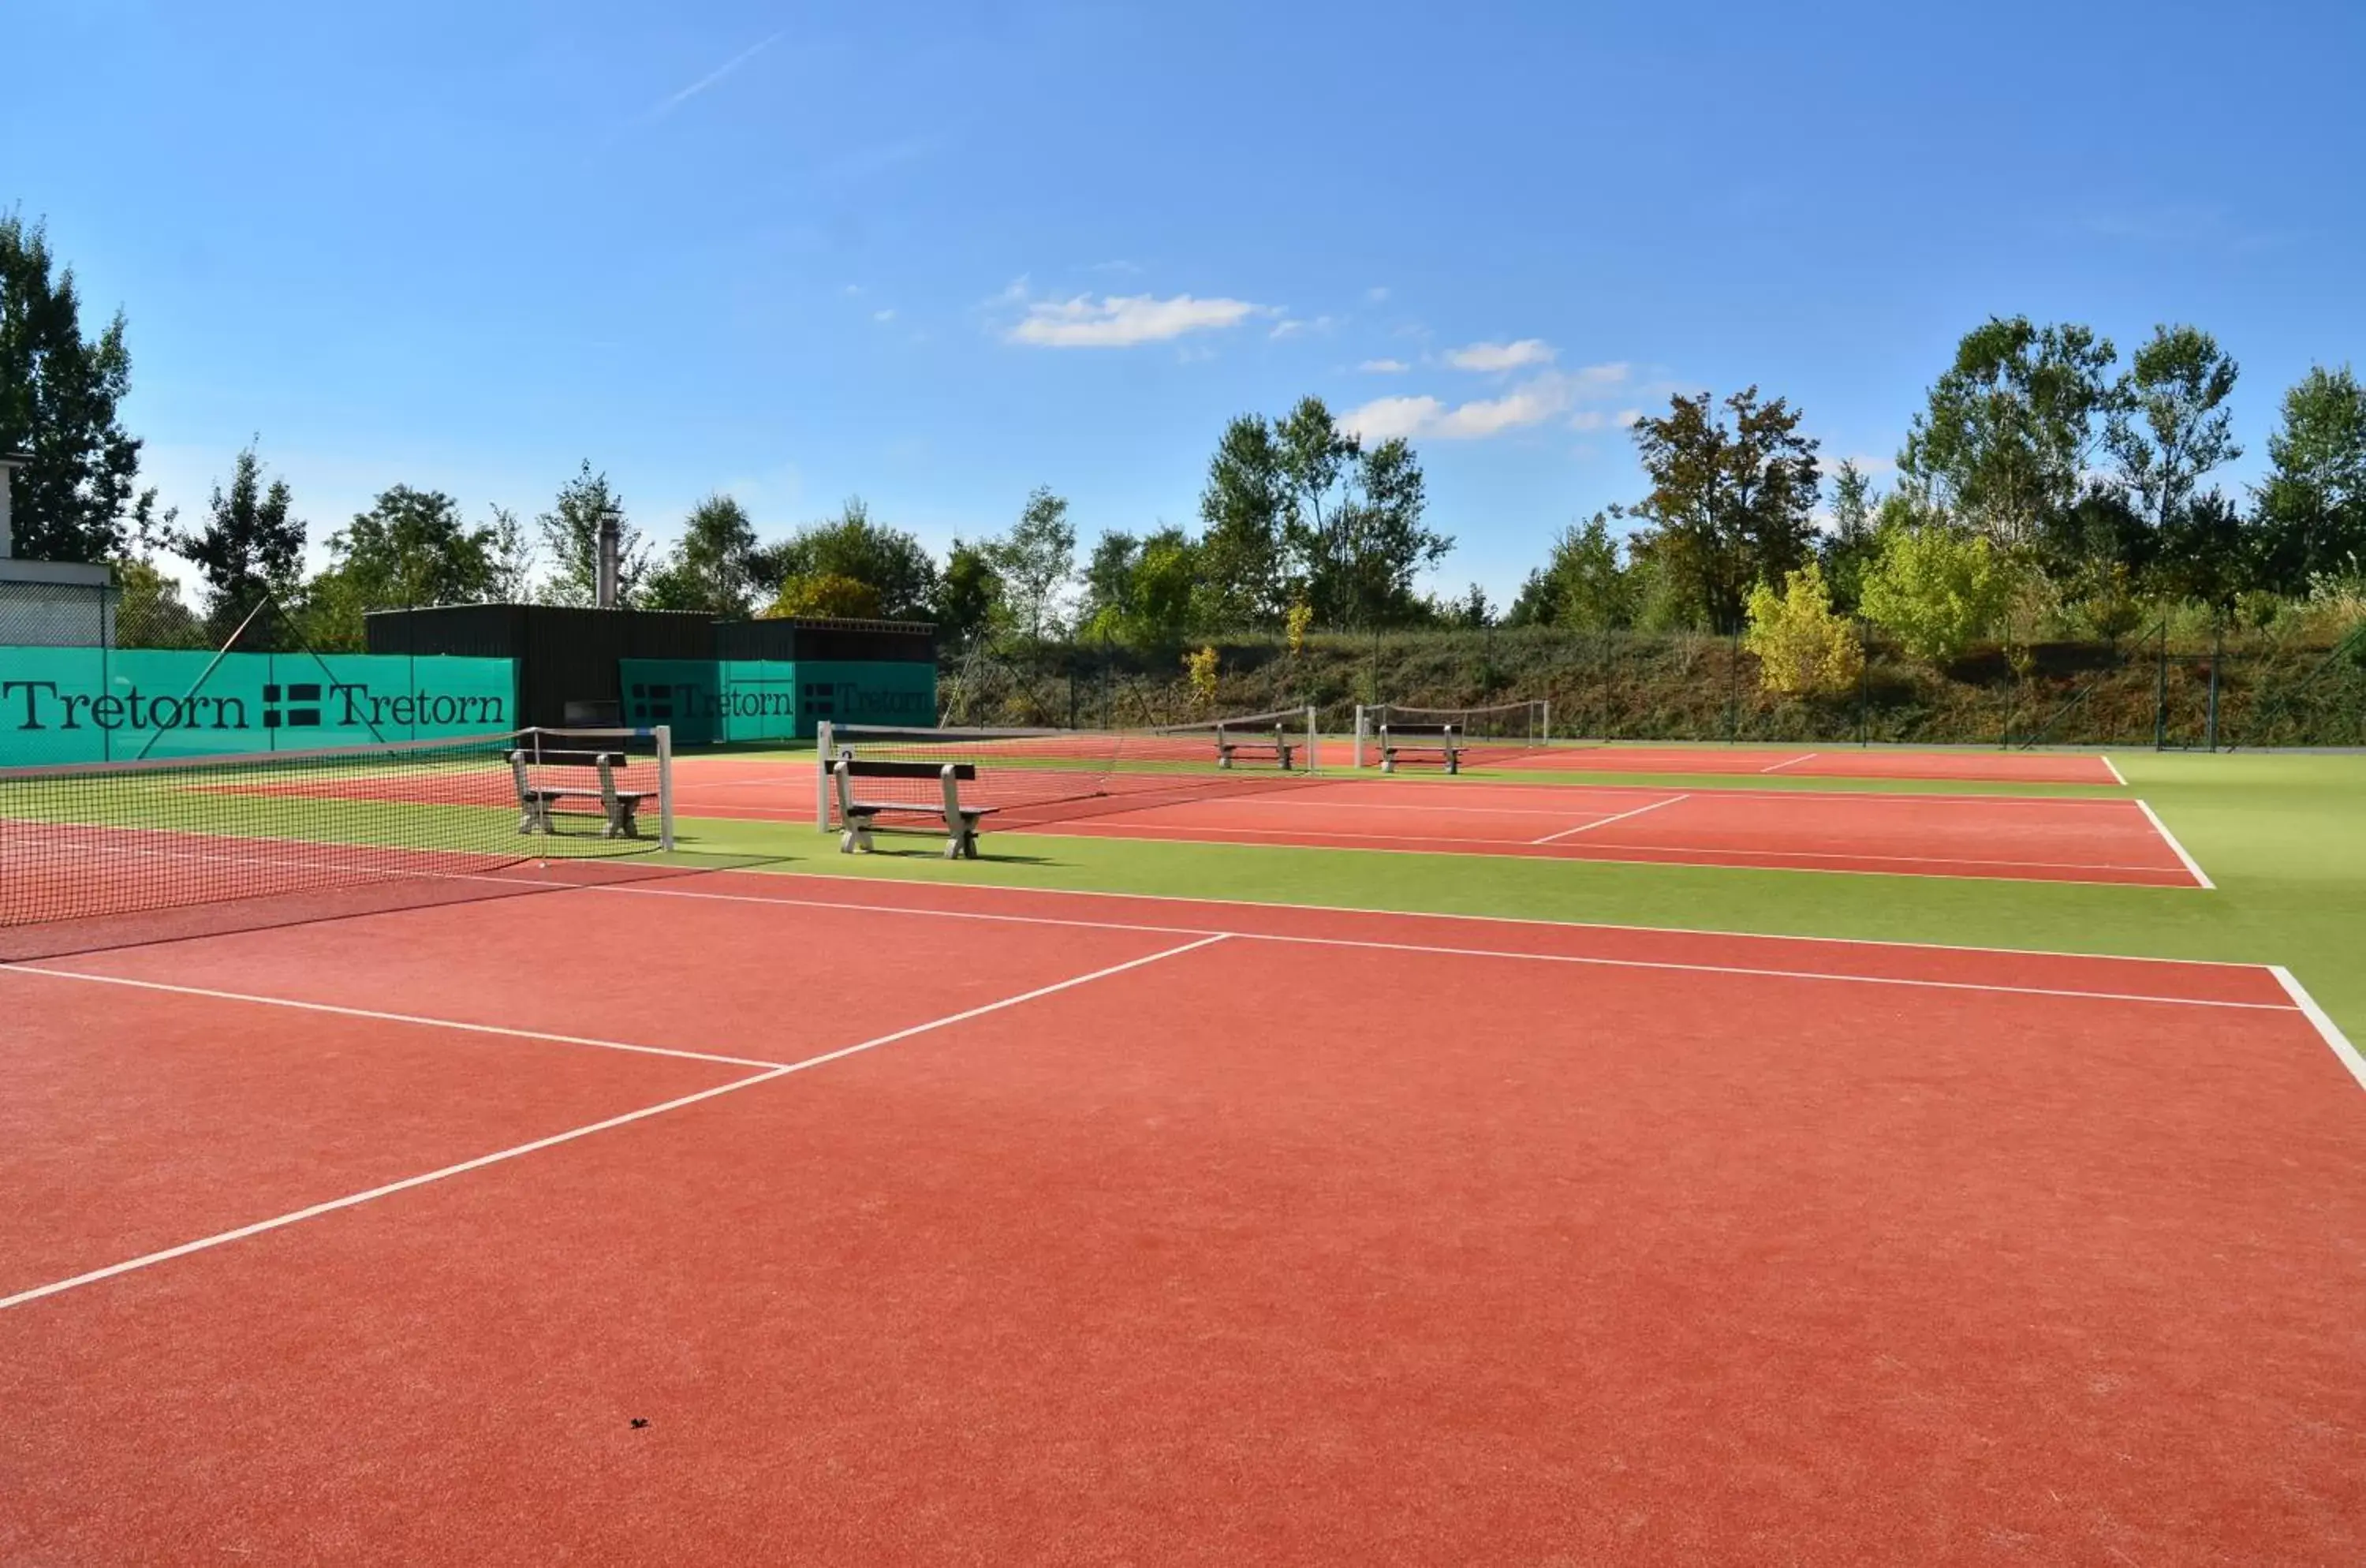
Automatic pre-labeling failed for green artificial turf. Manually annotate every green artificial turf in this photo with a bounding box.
[663,749,2366,1040]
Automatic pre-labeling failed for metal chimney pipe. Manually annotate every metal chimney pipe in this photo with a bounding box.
[596,505,621,608]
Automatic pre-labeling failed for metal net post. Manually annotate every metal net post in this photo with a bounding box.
[815,719,834,829]
[655,725,676,850]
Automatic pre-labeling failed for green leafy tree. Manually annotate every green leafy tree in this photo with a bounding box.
[0,213,158,561]
[537,462,649,607]
[1277,398,1449,627]
[1626,387,1821,631]
[1197,414,1293,625]
[169,445,305,634]
[303,486,502,648]
[1858,525,2014,664]
[2252,365,2366,592]
[2107,325,2241,533]
[110,553,206,648]
[1817,461,1883,611]
[1900,316,2121,550]
[766,572,883,619]
[1506,510,1632,629]
[488,506,535,601]
[762,497,939,621]
[644,493,760,614]
[1079,527,1200,651]
[985,486,1077,640]
[1743,562,1864,696]
[934,540,1005,648]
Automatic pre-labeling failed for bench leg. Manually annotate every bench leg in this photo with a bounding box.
[606,804,639,839]
[841,817,875,854]
[1381,755,1396,775]
[517,801,551,834]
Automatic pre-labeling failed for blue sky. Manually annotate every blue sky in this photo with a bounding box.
[6,0,2363,607]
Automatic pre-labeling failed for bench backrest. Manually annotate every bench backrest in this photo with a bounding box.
[833,754,977,831]
[511,749,623,811]
[1379,724,1460,742]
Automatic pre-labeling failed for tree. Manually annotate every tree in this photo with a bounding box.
[985,486,1076,640]
[1197,414,1293,625]
[1858,525,2014,664]
[0,213,157,561]
[488,506,535,601]
[1626,388,1821,631]
[1819,461,1882,611]
[766,573,883,619]
[2107,325,2241,533]
[1078,528,1200,651]
[169,444,305,633]
[2252,366,2366,592]
[536,462,649,607]
[1899,316,2121,550]
[303,485,502,648]
[762,497,939,620]
[935,540,1005,648]
[1199,398,1449,629]
[1743,563,1863,696]
[110,553,206,648]
[644,493,760,614]
[1506,510,1632,629]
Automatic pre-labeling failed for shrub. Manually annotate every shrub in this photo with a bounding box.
[1183,644,1220,711]
[765,572,882,620]
[1742,563,1864,695]
[1859,527,2013,663]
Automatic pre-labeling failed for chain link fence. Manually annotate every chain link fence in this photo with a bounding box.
[936,619,2366,752]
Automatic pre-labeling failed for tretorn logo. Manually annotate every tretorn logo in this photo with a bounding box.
[1,678,507,734]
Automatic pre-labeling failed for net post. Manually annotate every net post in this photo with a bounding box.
[815,720,834,829]
[1353,705,1367,769]
[1541,700,1551,745]
[1304,704,1319,773]
[655,725,676,851]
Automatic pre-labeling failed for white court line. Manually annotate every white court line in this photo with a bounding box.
[2103,756,2129,786]
[2134,800,2214,889]
[741,871,2257,969]
[555,879,2282,1012]
[0,965,787,1070]
[1039,816,2192,877]
[1532,794,1692,845]
[2271,967,2366,1094]
[1758,753,1818,773]
[0,933,1227,1313]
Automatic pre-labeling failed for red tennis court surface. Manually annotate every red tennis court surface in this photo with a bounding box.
[1492,744,2125,786]
[5,872,2360,1564]
[671,758,2200,886]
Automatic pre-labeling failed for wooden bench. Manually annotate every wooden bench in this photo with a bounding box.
[834,756,996,860]
[509,749,647,838]
[1378,723,1461,775]
[1214,724,1298,771]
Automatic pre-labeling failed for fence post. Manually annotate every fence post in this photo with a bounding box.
[1726,629,1741,744]
[2206,629,2222,752]
[2153,623,2169,750]
[1856,619,1869,746]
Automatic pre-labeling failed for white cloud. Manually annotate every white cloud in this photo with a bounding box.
[1269,314,1337,340]
[1614,408,1643,427]
[1006,292,1268,349]
[1337,395,1446,442]
[1340,361,1633,443]
[872,308,897,323]
[1366,286,1390,303]
[1357,358,1410,374]
[1446,338,1556,373]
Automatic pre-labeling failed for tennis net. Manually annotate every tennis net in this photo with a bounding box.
[819,707,1320,831]
[1,726,674,936]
